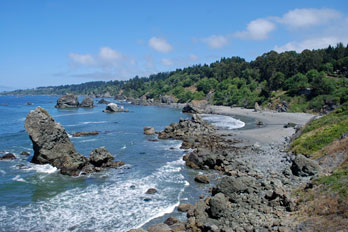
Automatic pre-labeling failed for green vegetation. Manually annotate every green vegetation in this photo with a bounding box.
[291,103,348,157]
[315,169,348,196]
[2,43,348,112]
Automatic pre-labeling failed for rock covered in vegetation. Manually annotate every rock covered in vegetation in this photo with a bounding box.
[55,94,79,108]
[25,107,124,176]
[80,96,94,108]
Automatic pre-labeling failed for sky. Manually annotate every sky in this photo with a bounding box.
[1,0,348,90]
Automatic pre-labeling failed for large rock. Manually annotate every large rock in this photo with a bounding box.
[0,153,16,160]
[55,94,79,108]
[98,98,111,104]
[103,103,124,113]
[194,174,210,184]
[182,104,200,114]
[291,154,321,176]
[160,95,176,104]
[25,107,88,175]
[80,97,94,108]
[144,126,156,135]
[89,146,122,168]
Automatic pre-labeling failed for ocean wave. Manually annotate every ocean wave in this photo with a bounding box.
[53,111,97,118]
[201,114,245,129]
[12,175,26,182]
[24,163,58,174]
[65,121,107,127]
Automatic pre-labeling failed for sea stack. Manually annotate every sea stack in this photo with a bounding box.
[25,106,124,176]
[55,94,79,108]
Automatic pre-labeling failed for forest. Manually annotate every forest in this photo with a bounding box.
[3,43,348,112]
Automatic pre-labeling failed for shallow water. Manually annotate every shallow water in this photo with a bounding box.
[0,96,245,231]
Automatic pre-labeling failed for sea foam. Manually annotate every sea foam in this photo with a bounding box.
[201,114,245,129]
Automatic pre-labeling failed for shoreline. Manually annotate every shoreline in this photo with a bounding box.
[135,105,316,232]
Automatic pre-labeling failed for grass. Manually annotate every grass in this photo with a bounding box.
[290,103,348,158]
[315,169,348,196]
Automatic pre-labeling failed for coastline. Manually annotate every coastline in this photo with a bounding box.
[135,105,316,232]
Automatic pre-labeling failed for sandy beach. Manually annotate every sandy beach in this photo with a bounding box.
[207,105,315,145]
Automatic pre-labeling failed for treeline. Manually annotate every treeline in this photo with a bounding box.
[4,43,348,112]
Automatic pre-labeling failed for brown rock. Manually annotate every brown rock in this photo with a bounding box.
[144,126,156,135]
[178,203,193,212]
[0,153,16,160]
[72,131,99,137]
[194,175,210,184]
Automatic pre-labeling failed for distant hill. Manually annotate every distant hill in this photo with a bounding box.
[2,43,348,113]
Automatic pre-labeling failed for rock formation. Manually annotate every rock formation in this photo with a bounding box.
[25,107,124,176]
[55,94,79,108]
[80,96,94,108]
[144,126,156,135]
[98,98,111,104]
[103,103,126,113]
[0,153,16,160]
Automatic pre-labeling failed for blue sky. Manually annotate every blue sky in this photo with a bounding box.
[1,0,348,90]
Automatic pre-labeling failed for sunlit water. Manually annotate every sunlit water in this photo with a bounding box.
[0,96,245,231]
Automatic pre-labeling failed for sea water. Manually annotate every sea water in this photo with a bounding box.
[0,96,245,232]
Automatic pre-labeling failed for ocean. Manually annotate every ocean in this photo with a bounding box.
[0,96,245,232]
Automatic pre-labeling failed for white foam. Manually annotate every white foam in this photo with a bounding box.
[79,139,97,143]
[0,169,6,175]
[201,114,245,129]
[81,121,107,125]
[12,175,26,182]
[25,163,58,174]
[54,112,97,118]
[121,145,126,150]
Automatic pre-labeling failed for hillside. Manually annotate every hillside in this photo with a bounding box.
[2,43,348,113]
[290,103,348,231]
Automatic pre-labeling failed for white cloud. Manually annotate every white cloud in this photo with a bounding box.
[68,53,95,65]
[189,54,199,61]
[99,47,124,62]
[274,36,348,53]
[235,18,275,40]
[161,58,173,66]
[148,37,173,53]
[278,8,341,28]
[202,35,229,49]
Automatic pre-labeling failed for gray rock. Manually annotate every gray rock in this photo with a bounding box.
[145,188,158,194]
[0,153,16,160]
[213,176,254,197]
[89,146,115,167]
[103,103,124,113]
[177,203,193,212]
[254,102,262,112]
[209,193,229,218]
[55,94,79,108]
[182,104,201,113]
[80,97,94,108]
[98,98,111,104]
[147,223,171,232]
[144,126,156,135]
[25,107,88,176]
[160,95,176,104]
[291,154,321,176]
[194,174,210,184]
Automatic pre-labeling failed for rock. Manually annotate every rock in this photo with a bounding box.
[160,95,176,104]
[194,175,210,184]
[127,229,147,232]
[254,102,262,112]
[284,122,297,128]
[256,120,264,127]
[148,138,159,142]
[72,131,99,137]
[147,223,171,232]
[55,94,79,108]
[145,188,158,194]
[291,154,321,176]
[0,153,16,160]
[25,106,88,176]
[80,97,94,108]
[209,193,228,218]
[89,146,119,168]
[26,102,33,105]
[182,104,200,114]
[164,217,179,226]
[276,101,288,112]
[20,151,30,156]
[177,203,193,212]
[103,103,125,113]
[98,98,111,104]
[144,126,156,135]
[213,176,254,197]
[114,94,127,100]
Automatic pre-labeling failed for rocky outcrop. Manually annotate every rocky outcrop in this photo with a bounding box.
[276,101,289,112]
[291,154,321,176]
[98,98,111,104]
[144,126,156,135]
[254,102,262,112]
[159,95,176,104]
[194,174,210,183]
[89,146,124,168]
[103,103,127,113]
[25,107,124,176]
[72,131,99,137]
[55,94,79,108]
[80,97,94,108]
[0,153,16,160]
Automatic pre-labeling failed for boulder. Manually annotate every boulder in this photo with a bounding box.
[26,102,33,105]
[212,176,254,198]
[291,154,321,176]
[25,107,88,176]
[98,98,111,104]
[20,151,30,156]
[72,131,99,137]
[160,95,176,104]
[80,97,94,108]
[164,216,179,226]
[194,175,210,184]
[209,193,229,218]
[147,223,171,232]
[103,103,124,113]
[276,101,288,112]
[145,188,158,194]
[55,94,79,108]
[0,153,16,160]
[89,146,117,168]
[254,102,262,112]
[144,126,156,135]
[177,203,193,212]
[182,104,200,114]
